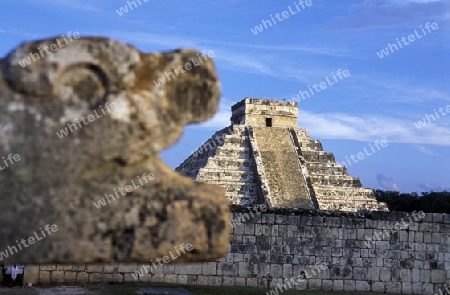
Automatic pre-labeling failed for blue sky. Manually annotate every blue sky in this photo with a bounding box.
[1,0,449,192]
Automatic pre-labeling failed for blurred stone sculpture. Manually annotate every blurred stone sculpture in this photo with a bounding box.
[0,37,229,263]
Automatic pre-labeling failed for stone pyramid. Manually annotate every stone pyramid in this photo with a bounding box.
[176,98,388,212]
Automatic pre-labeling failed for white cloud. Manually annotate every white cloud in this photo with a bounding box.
[214,50,273,75]
[376,173,399,190]
[0,29,41,39]
[419,183,450,191]
[415,145,439,156]
[299,110,450,146]
[207,42,354,58]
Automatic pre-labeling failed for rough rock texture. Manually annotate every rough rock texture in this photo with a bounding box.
[0,37,229,263]
[176,98,387,212]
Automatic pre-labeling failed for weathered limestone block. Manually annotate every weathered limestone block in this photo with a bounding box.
[0,37,229,263]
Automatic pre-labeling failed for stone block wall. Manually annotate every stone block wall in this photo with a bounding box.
[19,208,449,294]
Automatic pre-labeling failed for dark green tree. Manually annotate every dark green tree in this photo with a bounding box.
[374,190,450,213]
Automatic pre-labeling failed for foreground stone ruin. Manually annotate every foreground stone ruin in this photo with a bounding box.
[0,37,229,263]
[177,98,388,212]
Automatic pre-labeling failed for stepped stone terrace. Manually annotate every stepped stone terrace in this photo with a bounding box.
[176,98,388,212]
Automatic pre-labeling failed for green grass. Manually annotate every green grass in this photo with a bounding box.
[86,281,385,295]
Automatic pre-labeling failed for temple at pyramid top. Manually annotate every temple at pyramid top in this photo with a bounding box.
[176,98,388,212]
[230,98,298,127]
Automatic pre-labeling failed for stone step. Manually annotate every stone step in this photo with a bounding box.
[305,163,350,176]
[309,176,362,187]
[214,147,251,155]
[300,150,336,163]
[309,174,359,181]
[225,190,257,197]
[314,191,382,201]
[308,168,348,176]
[313,185,375,193]
[198,170,255,182]
[314,190,377,198]
[223,135,247,145]
[207,158,254,169]
[318,203,386,212]
[214,148,249,158]
[208,180,257,187]
[207,181,258,194]
[315,195,380,203]
[298,140,323,151]
[226,133,246,139]
[219,144,246,152]
[295,129,311,140]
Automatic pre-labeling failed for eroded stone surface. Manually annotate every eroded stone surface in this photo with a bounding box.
[0,37,229,263]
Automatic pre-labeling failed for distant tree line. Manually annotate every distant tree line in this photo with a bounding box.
[374,190,450,213]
